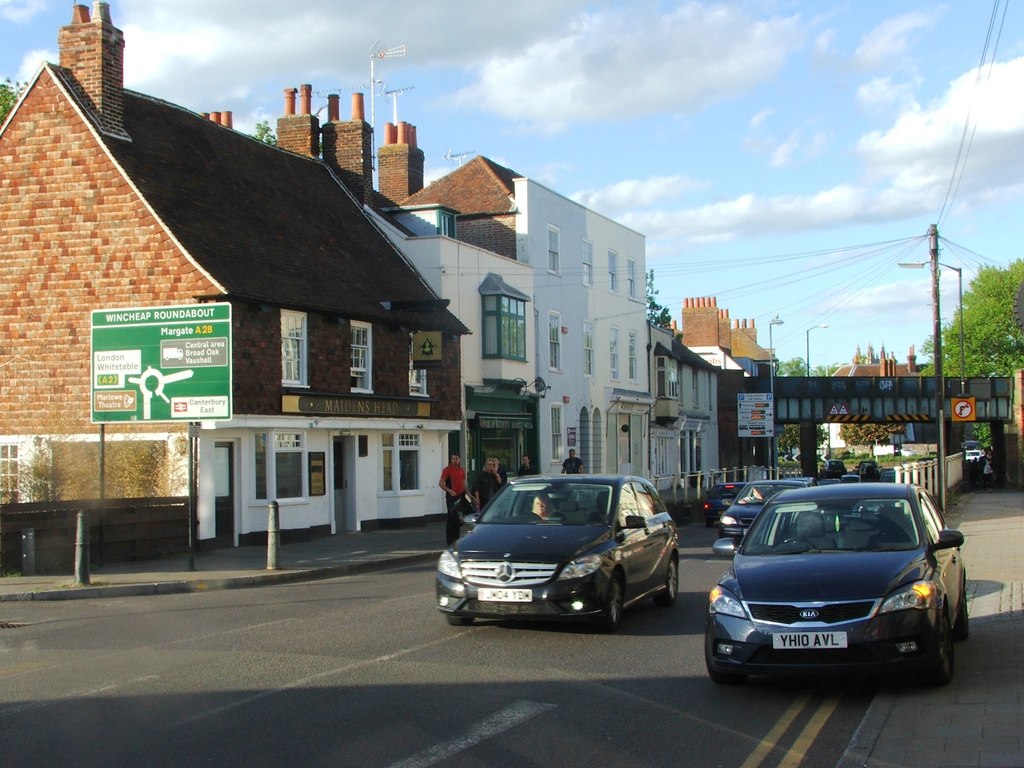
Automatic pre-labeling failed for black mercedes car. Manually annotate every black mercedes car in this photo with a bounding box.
[706,483,968,686]
[436,475,678,632]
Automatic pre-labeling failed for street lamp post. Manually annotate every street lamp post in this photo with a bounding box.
[768,316,784,476]
[805,324,829,377]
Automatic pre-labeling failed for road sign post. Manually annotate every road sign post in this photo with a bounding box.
[91,304,233,423]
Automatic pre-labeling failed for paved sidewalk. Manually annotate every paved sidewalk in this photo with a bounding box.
[839,487,1024,768]
[2,489,1023,767]
[0,523,447,601]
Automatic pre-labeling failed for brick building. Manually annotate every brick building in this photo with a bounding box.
[0,3,467,540]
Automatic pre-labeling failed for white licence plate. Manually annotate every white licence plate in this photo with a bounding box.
[479,588,532,603]
[772,631,848,649]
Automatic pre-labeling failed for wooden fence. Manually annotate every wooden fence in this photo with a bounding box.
[0,497,189,575]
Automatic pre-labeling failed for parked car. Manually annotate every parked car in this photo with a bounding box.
[702,482,743,527]
[820,459,847,479]
[717,479,814,543]
[840,473,861,483]
[879,468,897,482]
[706,483,968,686]
[858,461,881,481]
[965,449,984,462]
[436,475,678,632]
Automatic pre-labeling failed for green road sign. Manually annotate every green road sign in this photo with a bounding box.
[91,303,233,423]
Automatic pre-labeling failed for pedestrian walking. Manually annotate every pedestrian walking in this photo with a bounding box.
[982,450,995,491]
[473,456,505,511]
[438,454,467,545]
[561,448,584,474]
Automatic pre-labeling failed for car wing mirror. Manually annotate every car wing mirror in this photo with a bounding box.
[712,538,736,558]
[930,529,965,552]
[623,514,647,530]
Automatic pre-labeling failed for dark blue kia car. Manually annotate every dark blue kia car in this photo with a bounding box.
[706,483,968,686]
[437,475,678,632]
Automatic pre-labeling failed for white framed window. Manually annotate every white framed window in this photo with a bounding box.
[281,310,307,386]
[254,431,305,500]
[550,405,563,462]
[482,294,527,360]
[548,311,561,370]
[627,258,637,298]
[547,225,560,274]
[1,443,18,504]
[351,321,372,391]
[410,367,428,396]
[583,320,594,377]
[382,432,420,492]
[608,250,618,292]
[628,331,639,382]
[657,358,679,399]
[582,240,593,286]
[609,326,620,379]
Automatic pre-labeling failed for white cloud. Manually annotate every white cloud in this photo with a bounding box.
[572,175,708,215]
[0,0,47,24]
[853,11,937,70]
[749,107,774,129]
[449,4,804,133]
[856,76,919,114]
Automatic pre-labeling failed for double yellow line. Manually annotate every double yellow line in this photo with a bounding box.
[740,692,842,768]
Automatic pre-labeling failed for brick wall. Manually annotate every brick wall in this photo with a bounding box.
[0,74,216,435]
[456,215,517,261]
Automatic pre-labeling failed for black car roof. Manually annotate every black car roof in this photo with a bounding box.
[763,483,916,502]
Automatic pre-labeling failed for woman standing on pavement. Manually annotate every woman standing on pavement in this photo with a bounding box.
[438,454,467,545]
[473,456,505,512]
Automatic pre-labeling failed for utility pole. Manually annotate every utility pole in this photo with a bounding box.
[930,224,947,512]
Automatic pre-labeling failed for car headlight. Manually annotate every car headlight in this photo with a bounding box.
[437,550,462,579]
[557,554,603,580]
[878,581,938,614]
[708,585,747,619]
[720,514,740,527]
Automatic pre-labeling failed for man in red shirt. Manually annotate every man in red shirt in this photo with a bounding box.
[439,454,467,545]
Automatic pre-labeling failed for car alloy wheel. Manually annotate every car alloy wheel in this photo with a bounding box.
[597,578,624,633]
[653,557,678,607]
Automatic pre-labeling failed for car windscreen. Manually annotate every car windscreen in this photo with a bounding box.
[740,497,921,555]
[477,482,614,526]
[733,483,793,506]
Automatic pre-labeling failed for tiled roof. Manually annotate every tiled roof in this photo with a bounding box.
[401,155,521,214]
[52,66,466,334]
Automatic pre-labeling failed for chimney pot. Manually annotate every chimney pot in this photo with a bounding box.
[283,88,297,116]
[397,121,409,145]
[299,83,312,115]
[384,122,397,145]
[327,93,340,122]
[351,93,365,121]
[71,4,90,22]
[210,111,221,124]
[93,2,111,23]
[222,111,232,128]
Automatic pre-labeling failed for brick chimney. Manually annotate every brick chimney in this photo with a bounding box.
[322,92,374,204]
[276,83,319,158]
[58,2,126,137]
[681,297,728,350]
[377,120,424,205]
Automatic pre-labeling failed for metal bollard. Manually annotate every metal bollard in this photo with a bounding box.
[75,511,90,585]
[267,500,280,570]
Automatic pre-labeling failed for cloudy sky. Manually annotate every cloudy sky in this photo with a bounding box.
[3,1,1022,370]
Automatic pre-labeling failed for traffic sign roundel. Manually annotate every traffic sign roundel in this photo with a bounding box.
[951,397,976,422]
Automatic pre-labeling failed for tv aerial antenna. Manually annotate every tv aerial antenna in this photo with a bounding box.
[382,84,415,125]
[369,40,407,137]
[444,148,475,166]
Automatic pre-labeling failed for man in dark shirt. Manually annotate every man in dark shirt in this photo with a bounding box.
[517,454,537,475]
[561,448,584,474]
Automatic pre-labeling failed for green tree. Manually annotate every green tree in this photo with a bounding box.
[252,120,277,146]
[0,78,26,123]
[777,423,826,455]
[941,260,1024,378]
[646,269,672,328]
[839,422,904,448]
[776,357,806,377]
